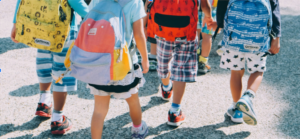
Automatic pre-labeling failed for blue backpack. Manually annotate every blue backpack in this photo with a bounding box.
[221,0,273,53]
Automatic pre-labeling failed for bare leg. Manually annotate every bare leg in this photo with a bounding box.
[52,92,68,111]
[172,81,186,104]
[197,29,201,46]
[126,93,142,126]
[230,70,245,102]
[39,83,51,91]
[161,72,171,86]
[91,95,110,139]
[150,43,157,56]
[201,33,212,58]
[247,72,264,93]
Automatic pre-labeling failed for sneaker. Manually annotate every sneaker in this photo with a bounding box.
[236,92,257,125]
[161,84,173,101]
[149,57,157,71]
[226,106,243,123]
[198,62,211,74]
[167,110,185,126]
[131,121,148,139]
[51,115,72,135]
[35,103,52,118]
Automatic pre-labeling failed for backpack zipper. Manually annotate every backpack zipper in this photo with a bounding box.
[21,24,24,35]
[229,32,233,41]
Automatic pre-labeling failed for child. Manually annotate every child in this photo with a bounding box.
[216,0,281,125]
[86,0,149,138]
[197,0,218,74]
[151,0,212,126]
[11,0,89,135]
[139,0,157,71]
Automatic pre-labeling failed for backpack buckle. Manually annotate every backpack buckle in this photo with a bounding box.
[175,37,187,43]
[155,35,165,41]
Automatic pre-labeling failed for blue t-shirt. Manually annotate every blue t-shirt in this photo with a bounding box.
[13,0,89,32]
[89,0,146,64]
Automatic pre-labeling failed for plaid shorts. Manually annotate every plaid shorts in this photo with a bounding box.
[156,39,198,82]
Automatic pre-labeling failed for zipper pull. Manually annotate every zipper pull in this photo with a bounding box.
[159,25,162,31]
[21,24,24,35]
[229,32,233,41]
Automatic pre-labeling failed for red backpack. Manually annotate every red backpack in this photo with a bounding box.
[147,0,198,42]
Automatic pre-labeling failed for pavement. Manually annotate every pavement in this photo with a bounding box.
[0,0,300,139]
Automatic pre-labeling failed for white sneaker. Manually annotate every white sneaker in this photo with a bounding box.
[131,121,148,139]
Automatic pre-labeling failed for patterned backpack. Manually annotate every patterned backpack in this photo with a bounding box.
[15,0,72,52]
[221,0,273,53]
[55,0,133,85]
[147,0,198,42]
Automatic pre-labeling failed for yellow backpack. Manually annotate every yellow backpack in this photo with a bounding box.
[15,0,72,52]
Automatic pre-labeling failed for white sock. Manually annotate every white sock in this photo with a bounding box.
[39,91,52,106]
[232,102,237,109]
[51,110,63,122]
[170,107,180,115]
[162,81,172,91]
[148,54,157,59]
[244,89,255,98]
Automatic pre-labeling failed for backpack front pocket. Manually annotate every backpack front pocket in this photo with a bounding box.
[70,45,112,85]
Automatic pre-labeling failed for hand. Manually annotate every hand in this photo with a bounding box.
[202,16,213,29]
[269,37,280,54]
[141,58,149,74]
[207,21,218,31]
[11,24,19,43]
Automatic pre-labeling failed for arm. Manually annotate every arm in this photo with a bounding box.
[143,0,150,38]
[269,0,281,54]
[11,0,21,43]
[68,0,89,18]
[133,19,149,73]
[201,0,213,28]
[270,0,281,38]
[13,0,21,23]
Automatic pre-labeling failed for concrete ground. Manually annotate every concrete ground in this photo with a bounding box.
[0,0,299,139]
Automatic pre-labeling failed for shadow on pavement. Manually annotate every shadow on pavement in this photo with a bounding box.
[0,37,28,55]
[9,71,160,100]
[9,81,94,100]
[149,115,250,139]
[7,96,166,139]
[271,15,300,138]
[7,97,250,139]
[0,117,49,137]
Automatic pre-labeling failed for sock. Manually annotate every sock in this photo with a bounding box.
[162,81,172,91]
[148,54,157,59]
[39,90,52,106]
[170,103,181,115]
[133,123,143,131]
[232,102,237,109]
[199,56,208,64]
[51,110,63,122]
[244,89,255,99]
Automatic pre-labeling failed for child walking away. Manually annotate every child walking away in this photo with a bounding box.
[197,0,218,74]
[67,0,149,138]
[148,0,201,126]
[216,0,281,125]
[10,0,89,135]
[143,0,158,71]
